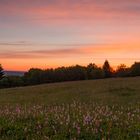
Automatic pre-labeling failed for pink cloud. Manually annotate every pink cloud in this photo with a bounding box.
[0,0,139,25]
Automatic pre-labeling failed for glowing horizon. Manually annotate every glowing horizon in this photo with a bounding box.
[0,0,140,71]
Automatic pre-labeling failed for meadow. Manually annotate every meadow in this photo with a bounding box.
[0,77,140,139]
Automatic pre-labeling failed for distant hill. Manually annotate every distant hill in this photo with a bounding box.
[4,71,25,76]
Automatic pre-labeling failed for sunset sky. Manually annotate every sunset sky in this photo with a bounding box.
[0,0,140,71]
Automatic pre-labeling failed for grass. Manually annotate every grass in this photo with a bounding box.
[0,77,140,105]
[0,77,140,139]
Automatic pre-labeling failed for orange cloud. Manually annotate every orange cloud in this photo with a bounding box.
[0,0,140,71]
[0,43,140,59]
[1,43,140,71]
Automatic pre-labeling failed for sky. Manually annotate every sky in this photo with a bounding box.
[0,0,140,71]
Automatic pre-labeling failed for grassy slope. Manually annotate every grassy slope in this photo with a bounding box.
[0,77,140,139]
[0,77,140,105]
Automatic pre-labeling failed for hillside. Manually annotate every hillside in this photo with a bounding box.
[0,77,140,139]
[0,77,140,105]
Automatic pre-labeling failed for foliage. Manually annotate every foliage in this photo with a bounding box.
[1,60,140,88]
[103,60,113,78]
[86,63,104,79]
[116,64,129,77]
[130,62,140,76]
[0,64,4,80]
[24,68,44,85]
[0,76,24,88]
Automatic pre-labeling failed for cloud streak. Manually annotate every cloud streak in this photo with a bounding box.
[0,0,140,24]
[0,0,140,70]
[0,44,140,59]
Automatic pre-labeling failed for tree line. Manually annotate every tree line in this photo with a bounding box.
[0,60,140,88]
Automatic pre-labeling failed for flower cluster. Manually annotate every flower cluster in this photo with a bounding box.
[0,102,140,139]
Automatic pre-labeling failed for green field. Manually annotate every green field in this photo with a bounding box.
[1,77,140,105]
[0,77,140,139]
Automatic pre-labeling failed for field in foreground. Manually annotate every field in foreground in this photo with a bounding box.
[0,77,140,139]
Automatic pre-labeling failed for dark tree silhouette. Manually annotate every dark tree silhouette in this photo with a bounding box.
[87,63,104,79]
[116,64,129,77]
[130,62,140,76]
[24,68,43,85]
[1,61,140,89]
[103,60,112,78]
[87,63,96,79]
[0,64,4,80]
